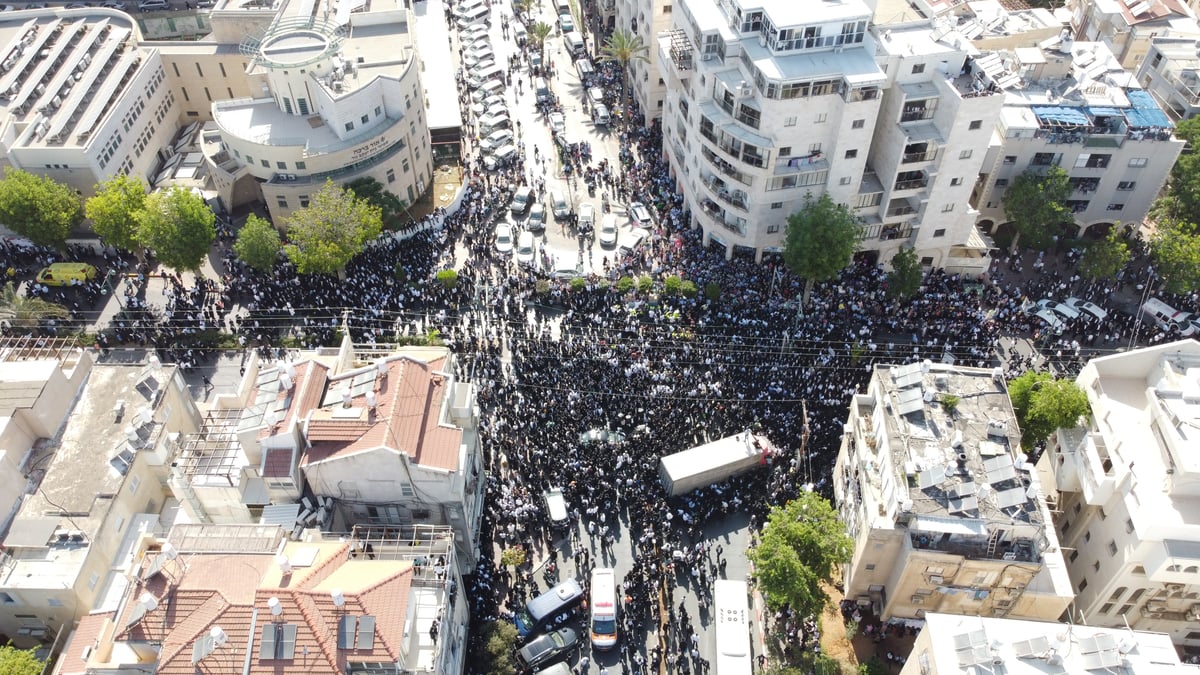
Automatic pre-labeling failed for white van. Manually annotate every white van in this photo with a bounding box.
[1141,298,1198,335]
[564,31,585,59]
[592,103,610,125]
[455,4,489,28]
[543,487,569,528]
[589,568,618,650]
[469,64,504,88]
[513,21,527,45]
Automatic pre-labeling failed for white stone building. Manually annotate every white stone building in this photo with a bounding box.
[1040,340,1200,652]
[613,0,673,123]
[1137,35,1200,120]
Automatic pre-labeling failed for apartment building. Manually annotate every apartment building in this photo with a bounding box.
[1137,35,1200,119]
[1039,340,1200,652]
[0,7,182,195]
[973,38,1183,241]
[0,358,202,648]
[1067,0,1199,70]
[55,524,467,675]
[167,339,483,576]
[901,612,1198,674]
[655,0,996,272]
[613,0,673,123]
[834,362,1073,623]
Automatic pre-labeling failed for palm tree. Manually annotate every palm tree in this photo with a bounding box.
[531,21,554,58]
[0,282,71,329]
[599,30,649,124]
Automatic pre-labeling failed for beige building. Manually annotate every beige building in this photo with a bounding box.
[0,358,202,648]
[901,612,1199,674]
[1040,340,1200,651]
[54,523,467,675]
[834,362,1073,623]
[1068,0,1199,70]
[1136,35,1200,120]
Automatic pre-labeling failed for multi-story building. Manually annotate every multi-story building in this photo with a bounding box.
[1137,35,1200,120]
[655,0,996,272]
[0,7,182,195]
[834,362,1074,623]
[55,524,467,675]
[1067,0,1199,70]
[1040,340,1200,651]
[613,0,672,124]
[0,358,202,648]
[167,340,483,576]
[973,38,1183,241]
[901,612,1197,674]
[203,0,433,223]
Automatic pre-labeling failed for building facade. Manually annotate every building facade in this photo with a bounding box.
[614,0,672,124]
[834,362,1074,623]
[1040,340,1200,651]
[1067,0,1199,70]
[1137,35,1200,120]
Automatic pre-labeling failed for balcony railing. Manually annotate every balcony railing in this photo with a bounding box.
[902,150,937,164]
[900,107,935,123]
[886,204,916,218]
[701,144,753,186]
[894,177,928,191]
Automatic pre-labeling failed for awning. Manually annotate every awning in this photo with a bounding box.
[912,515,988,536]
[260,502,301,527]
[5,516,61,548]
[1125,89,1173,128]
[1031,105,1090,125]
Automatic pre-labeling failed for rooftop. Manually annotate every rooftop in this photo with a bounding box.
[918,612,1197,672]
[0,9,144,149]
[302,352,463,472]
[411,0,461,132]
[740,37,885,83]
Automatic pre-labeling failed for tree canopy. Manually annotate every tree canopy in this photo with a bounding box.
[344,177,407,226]
[0,282,70,328]
[475,621,517,675]
[747,491,852,619]
[134,186,216,271]
[1149,219,1200,295]
[284,179,382,275]
[1157,116,1200,225]
[233,214,282,273]
[1078,228,1131,282]
[1001,166,1071,251]
[599,30,649,119]
[1008,371,1091,449]
[0,170,83,248]
[886,247,922,301]
[782,193,860,305]
[0,644,44,675]
[85,173,147,252]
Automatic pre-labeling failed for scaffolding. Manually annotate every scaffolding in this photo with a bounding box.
[0,335,82,362]
[176,408,244,482]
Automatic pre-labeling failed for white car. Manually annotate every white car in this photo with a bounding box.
[478,128,514,154]
[471,94,506,117]
[1029,309,1064,332]
[494,224,514,254]
[460,25,488,42]
[598,214,618,247]
[463,49,494,68]
[515,231,536,267]
[1064,297,1108,322]
[628,201,653,228]
[1037,299,1081,321]
[578,203,595,231]
[549,111,566,136]
[550,190,570,219]
[527,203,546,231]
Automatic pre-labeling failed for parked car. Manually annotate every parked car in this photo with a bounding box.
[36,262,97,287]
[578,203,595,231]
[549,190,570,219]
[515,231,536,267]
[471,94,507,117]
[598,214,618,247]
[1023,303,1064,332]
[557,12,574,32]
[518,628,579,670]
[628,201,653,228]
[549,111,566,136]
[1064,297,1108,322]
[478,128,514,154]
[527,203,546,231]
[494,223,514,254]
[510,186,534,215]
[1036,298,1081,321]
[484,144,518,170]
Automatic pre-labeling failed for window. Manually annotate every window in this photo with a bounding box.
[933,229,946,237]
[345,122,355,132]
[912,63,925,74]
[0,593,16,605]
[48,598,63,607]
[181,87,189,102]
[1110,587,1127,601]
[1132,565,1144,575]
[1069,550,1079,562]
[1099,508,1107,520]
[845,149,858,159]
[779,147,792,156]
[88,572,100,590]
[1093,560,1101,572]
[296,161,306,170]
[1003,155,1016,164]
[277,161,287,170]
[1099,603,1114,614]
[950,177,962,186]
[852,119,865,129]
[995,178,1009,187]
[195,63,203,77]
[1117,181,1135,190]
[865,563,876,571]
[1075,153,1111,169]
[361,114,369,124]
[1126,519,1135,533]
[840,176,852,185]
[129,476,140,494]
[1107,203,1124,211]
[815,113,827,123]
[969,119,982,130]
[219,62,227,77]
[1128,157,1148,167]
[277,197,288,208]
[1108,540,1118,555]
[1078,578,1088,591]
[941,203,954,213]
[783,116,797,127]
[374,106,382,116]
[770,202,783,209]
[959,149,973,159]
[920,256,934,266]
[245,156,254,165]
[386,169,396,184]
[1084,530,1091,543]
[767,224,780,233]
[261,159,269,168]
[299,195,310,208]
[1118,604,1132,615]
[1074,502,1082,514]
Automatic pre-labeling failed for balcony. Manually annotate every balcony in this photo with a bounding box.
[901,106,936,123]
[702,173,747,210]
[697,200,746,236]
[885,197,920,219]
[775,153,829,176]
[893,170,930,192]
[701,144,753,186]
[902,144,938,164]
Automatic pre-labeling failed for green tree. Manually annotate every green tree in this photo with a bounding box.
[783,193,861,306]
[747,491,852,619]
[886,246,922,301]
[1008,371,1091,449]
[0,170,82,248]
[135,186,215,271]
[284,180,382,275]
[1158,116,1200,224]
[1001,166,1071,251]
[663,274,682,295]
[1078,227,1131,282]
[344,176,408,226]
[1149,219,1200,295]
[0,644,42,675]
[233,214,282,273]
[598,30,649,122]
[530,21,554,57]
[85,173,147,252]
[0,282,71,328]
[478,621,518,675]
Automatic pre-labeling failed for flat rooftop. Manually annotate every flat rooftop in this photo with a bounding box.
[411,0,461,132]
[740,38,885,83]
[0,9,143,150]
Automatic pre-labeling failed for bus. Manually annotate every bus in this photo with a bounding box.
[589,568,619,650]
[714,580,752,675]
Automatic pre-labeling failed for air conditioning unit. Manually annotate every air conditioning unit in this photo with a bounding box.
[1167,583,1185,591]
[910,595,924,604]
[701,53,713,61]
[929,575,944,584]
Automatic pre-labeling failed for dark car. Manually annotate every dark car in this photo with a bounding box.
[518,627,579,670]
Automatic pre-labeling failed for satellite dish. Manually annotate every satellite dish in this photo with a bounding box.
[268,596,282,616]
[210,626,227,647]
[331,588,345,607]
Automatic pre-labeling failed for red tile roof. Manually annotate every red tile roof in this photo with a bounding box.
[252,361,329,441]
[301,356,463,472]
[114,543,412,675]
[262,446,295,478]
[56,612,111,675]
